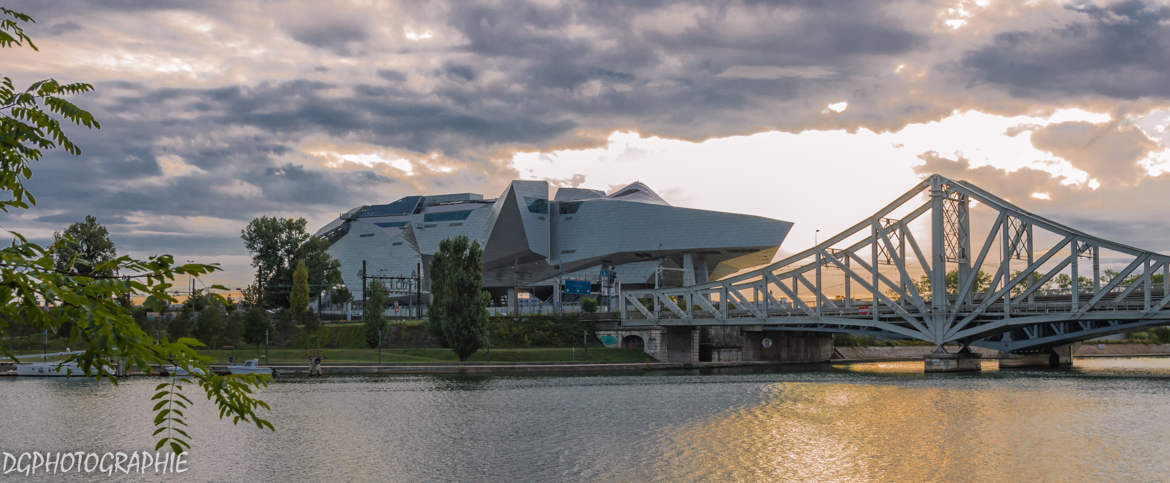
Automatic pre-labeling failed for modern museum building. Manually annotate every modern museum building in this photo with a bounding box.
[315,180,792,308]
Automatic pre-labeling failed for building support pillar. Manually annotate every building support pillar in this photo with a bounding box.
[683,253,696,287]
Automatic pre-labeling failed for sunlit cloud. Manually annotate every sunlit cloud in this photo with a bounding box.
[404,27,434,41]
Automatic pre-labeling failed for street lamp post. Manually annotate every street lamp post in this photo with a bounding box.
[185,259,196,299]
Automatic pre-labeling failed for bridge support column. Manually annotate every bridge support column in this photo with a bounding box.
[924,347,982,372]
[998,343,1078,369]
[743,331,832,362]
[699,326,743,362]
[663,326,699,363]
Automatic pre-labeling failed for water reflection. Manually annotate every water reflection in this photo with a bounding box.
[833,359,1000,374]
[1,358,1169,481]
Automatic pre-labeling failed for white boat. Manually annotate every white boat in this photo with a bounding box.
[227,359,273,376]
[12,350,112,377]
[15,361,83,377]
[162,365,205,376]
[15,361,115,377]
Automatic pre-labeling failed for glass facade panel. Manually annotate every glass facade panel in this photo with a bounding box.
[559,201,582,215]
[524,197,549,214]
[358,196,423,218]
[423,210,473,222]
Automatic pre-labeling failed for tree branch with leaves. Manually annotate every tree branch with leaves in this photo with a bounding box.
[0,6,272,452]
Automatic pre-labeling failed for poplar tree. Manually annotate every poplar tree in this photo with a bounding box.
[363,280,388,348]
[290,260,309,319]
[428,236,489,361]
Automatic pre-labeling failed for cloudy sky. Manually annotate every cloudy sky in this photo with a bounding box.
[5,0,1170,288]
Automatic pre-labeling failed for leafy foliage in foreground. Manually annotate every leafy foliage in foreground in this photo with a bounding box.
[0,6,272,452]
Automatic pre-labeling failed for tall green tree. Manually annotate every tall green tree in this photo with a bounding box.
[223,310,244,347]
[290,260,309,319]
[297,236,343,303]
[52,215,116,277]
[363,280,388,348]
[195,305,225,349]
[273,308,294,343]
[331,285,352,306]
[241,216,308,308]
[51,215,119,337]
[241,217,340,308]
[243,306,271,349]
[0,7,271,453]
[428,236,490,361]
[290,259,320,344]
[169,306,193,339]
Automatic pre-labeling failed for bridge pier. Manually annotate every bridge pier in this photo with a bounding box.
[998,343,1078,369]
[664,327,700,363]
[924,347,982,372]
[743,331,833,362]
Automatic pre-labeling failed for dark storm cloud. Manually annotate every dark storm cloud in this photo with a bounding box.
[396,0,929,140]
[34,213,132,225]
[96,79,575,158]
[963,1,1170,99]
[376,69,405,82]
[111,233,245,258]
[440,63,477,82]
[285,19,369,56]
[44,21,82,36]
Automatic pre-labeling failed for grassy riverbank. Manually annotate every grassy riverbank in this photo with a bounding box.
[198,347,654,365]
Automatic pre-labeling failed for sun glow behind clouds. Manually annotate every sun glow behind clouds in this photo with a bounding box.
[404,28,434,41]
[511,108,1124,257]
[825,101,849,113]
[317,151,414,175]
[940,0,990,30]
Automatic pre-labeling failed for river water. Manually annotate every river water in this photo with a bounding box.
[2,358,1170,481]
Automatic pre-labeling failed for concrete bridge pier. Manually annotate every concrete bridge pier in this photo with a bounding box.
[998,343,1078,369]
[924,346,982,372]
[663,327,700,362]
[743,331,832,362]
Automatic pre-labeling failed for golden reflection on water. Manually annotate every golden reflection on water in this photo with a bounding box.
[833,359,1000,374]
[658,377,1119,481]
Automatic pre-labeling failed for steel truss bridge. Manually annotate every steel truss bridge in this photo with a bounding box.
[620,174,1170,353]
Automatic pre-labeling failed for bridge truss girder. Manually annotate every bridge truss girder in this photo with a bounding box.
[620,174,1170,351]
